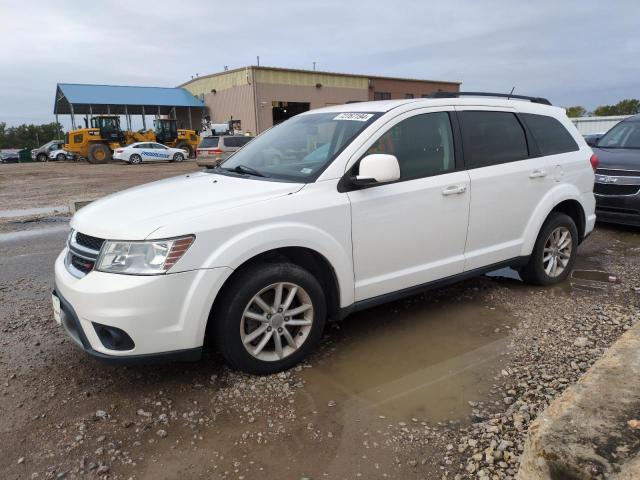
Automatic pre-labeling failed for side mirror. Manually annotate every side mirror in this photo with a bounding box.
[352,154,400,186]
[585,135,601,147]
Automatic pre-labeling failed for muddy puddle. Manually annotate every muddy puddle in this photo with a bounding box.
[303,299,516,423]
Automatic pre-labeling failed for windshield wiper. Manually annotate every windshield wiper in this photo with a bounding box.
[219,164,269,178]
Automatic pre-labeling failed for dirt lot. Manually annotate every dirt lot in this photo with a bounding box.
[1,163,639,479]
[0,161,200,210]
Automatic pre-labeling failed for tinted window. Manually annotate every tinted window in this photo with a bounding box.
[521,113,578,155]
[364,112,455,181]
[459,111,528,168]
[374,92,391,100]
[223,136,253,148]
[199,137,220,148]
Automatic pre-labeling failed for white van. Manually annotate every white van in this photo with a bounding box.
[53,93,596,374]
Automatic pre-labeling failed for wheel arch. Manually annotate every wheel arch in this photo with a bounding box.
[521,185,589,256]
[203,246,343,348]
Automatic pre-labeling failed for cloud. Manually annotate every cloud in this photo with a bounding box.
[0,0,638,127]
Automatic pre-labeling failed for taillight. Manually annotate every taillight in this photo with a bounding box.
[590,153,599,172]
[210,148,224,155]
[116,149,123,153]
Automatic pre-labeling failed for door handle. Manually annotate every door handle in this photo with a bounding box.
[529,169,547,179]
[441,185,467,196]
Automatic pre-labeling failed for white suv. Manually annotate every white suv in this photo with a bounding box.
[53,94,596,374]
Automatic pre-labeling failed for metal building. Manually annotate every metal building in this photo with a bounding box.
[54,83,206,131]
[180,66,460,134]
[570,115,630,135]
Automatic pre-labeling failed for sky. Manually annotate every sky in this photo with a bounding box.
[0,0,638,128]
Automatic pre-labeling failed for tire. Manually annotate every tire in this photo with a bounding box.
[173,152,184,163]
[129,154,142,165]
[176,142,193,158]
[56,153,66,161]
[213,262,327,374]
[520,212,578,286]
[87,143,112,164]
[37,153,47,162]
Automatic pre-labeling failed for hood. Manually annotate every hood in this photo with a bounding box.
[71,171,304,239]
[592,147,640,171]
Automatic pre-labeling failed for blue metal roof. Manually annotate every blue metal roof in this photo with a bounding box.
[56,83,204,109]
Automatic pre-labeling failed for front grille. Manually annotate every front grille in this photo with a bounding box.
[75,232,105,251]
[70,254,95,273]
[594,183,640,196]
[596,168,640,177]
[66,231,103,278]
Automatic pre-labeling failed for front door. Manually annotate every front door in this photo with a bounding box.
[347,109,471,302]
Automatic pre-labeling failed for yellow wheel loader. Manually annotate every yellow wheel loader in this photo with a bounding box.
[153,119,199,158]
[64,115,126,164]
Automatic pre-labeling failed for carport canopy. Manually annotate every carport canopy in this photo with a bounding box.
[54,83,205,129]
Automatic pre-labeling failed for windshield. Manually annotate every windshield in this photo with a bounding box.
[598,121,640,149]
[214,112,380,181]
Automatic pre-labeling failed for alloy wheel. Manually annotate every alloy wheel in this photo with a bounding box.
[542,226,573,278]
[240,282,314,362]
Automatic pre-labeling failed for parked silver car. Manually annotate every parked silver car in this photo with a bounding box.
[196,135,253,167]
[31,140,64,162]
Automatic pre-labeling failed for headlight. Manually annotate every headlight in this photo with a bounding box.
[96,236,194,275]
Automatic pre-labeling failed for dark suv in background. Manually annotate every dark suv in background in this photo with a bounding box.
[588,114,640,226]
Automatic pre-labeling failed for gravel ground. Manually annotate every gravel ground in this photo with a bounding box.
[1,218,639,479]
[0,162,199,211]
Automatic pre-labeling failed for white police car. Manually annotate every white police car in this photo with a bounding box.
[113,142,188,165]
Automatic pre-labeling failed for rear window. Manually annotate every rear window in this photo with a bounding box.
[199,137,219,148]
[459,111,529,168]
[223,136,253,148]
[521,113,578,155]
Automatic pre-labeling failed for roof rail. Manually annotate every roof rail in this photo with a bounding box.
[430,91,552,106]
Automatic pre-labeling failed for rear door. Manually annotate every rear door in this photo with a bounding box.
[457,108,554,270]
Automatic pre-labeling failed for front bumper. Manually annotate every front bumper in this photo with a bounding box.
[595,192,640,227]
[54,249,233,362]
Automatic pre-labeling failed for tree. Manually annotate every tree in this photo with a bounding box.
[0,122,64,149]
[565,106,587,118]
[593,99,640,116]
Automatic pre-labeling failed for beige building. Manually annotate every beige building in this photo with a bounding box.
[180,66,460,134]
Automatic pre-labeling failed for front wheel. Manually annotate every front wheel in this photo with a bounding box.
[520,212,578,286]
[129,154,142,165]
[56,153,66,161]
[213,263,327,374]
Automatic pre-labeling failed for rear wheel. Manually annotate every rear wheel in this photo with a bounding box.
[129,154,142,165]
[87,143,112,164]
[176,142,193,158]
[173,152,184,162]
[213,262,326,374]
[37,153,47,162]
[520,212,578,285]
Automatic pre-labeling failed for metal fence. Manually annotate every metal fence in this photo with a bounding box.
[570,115,630,135]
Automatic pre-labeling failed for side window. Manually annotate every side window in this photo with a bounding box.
[521,113,579,155]
[459,111,528,168]
[374,92,391,100]
[223,137,237,148]
[364,112,455,181]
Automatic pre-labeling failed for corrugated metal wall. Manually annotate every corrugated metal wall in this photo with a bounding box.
[570,115,630,135]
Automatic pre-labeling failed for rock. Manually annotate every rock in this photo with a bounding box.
[573,337,590,348]
[96,465,109,475]
[156,429,168,438]
[17,457,24,464]
[327,400,336,407]
[95,410,108,420]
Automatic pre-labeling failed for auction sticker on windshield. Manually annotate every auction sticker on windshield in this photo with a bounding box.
[333,113,374,121]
